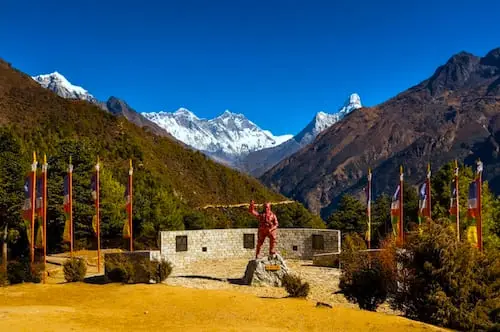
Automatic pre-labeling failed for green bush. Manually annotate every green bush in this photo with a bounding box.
[106,255,172,284]
[282,274,310,298]
[141,258,173,283]
[339,234,396,311]
[7,261,42,284]
[7,261,27,284]
[390,219,500,331]
[157,259,173,282]
[105,255,134,283]
[63,258,87,282]
[0,267,8,286]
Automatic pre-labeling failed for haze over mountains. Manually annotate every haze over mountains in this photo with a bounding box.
[261,47,500,217]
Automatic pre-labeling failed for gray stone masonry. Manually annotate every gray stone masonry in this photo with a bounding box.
[159,228,340,268]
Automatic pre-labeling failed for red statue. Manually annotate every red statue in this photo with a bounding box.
[249,200,279,258]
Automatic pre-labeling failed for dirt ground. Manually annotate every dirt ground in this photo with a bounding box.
[0,283,444,332]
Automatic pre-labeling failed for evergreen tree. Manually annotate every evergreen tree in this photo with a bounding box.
[327,194,366,235]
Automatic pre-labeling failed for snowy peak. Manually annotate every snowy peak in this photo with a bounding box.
[143,109,292,157]
[294,93,362,145]
[32,72,97,103]
[338,93,362,116]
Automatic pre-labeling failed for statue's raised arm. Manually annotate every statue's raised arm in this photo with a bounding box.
[249,200,259,217]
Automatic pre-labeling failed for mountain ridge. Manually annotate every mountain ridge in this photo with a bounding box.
[240,93,362,176]
[261,47,500,217]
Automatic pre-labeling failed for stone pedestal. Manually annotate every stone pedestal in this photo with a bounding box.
[242,254,289,287]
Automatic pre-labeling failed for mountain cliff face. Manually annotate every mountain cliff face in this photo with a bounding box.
[143,109,292,166]
[261,48,500,217]
[240,93,362,176]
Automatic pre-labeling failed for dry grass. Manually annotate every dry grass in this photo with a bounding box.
[0,283,445,332]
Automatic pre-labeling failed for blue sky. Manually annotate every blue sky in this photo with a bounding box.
[1,0,499,135]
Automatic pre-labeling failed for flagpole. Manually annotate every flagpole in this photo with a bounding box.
[30,152,37,269]
[367,168,372,249]
[477,160,483,251]
[426,163,431,220]
[69,156,73,257]
[455,160,460,241]
[96,157,101,273]
[129,160,133,252]
[42,154,48,283]
[399,166,404,245]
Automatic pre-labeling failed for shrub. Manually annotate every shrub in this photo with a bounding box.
[390,219,500,331]
[105,255,134,283]
[141,258,173,283]
[0,267,8,286]
[7,261,28,284]
[339,234,396,311]
[7,261,42,284]
[157,259,173,282]
[282,274,310,298]
[63,258,87,282]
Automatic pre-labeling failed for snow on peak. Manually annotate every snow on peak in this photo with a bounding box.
[338,93,362,116]
[32,72,97,103]
[294,93,362,145]
[142,108,292,156]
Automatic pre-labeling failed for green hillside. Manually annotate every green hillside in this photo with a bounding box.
[0,59,323,254]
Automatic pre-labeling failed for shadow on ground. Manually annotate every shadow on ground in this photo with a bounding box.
[174,274,248,286]
[84,275,109,285]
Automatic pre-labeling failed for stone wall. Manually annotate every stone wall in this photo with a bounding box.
[159,228,340,267]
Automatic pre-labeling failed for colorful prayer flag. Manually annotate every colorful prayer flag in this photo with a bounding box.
[390,185,400,237]
[22,176,33,245]
[63,175,71,242]
[449,181,458,216]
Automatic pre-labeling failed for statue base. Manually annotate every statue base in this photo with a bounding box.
[242,254,289,287]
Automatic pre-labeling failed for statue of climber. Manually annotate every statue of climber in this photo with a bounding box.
[249,200,279,258]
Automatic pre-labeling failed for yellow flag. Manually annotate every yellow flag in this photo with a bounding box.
[63,220,71,243]
[466,226,478,246]
[25,220,31,247]
[35,218,43,249]
[123,220,130,239]
[92,215,98,234]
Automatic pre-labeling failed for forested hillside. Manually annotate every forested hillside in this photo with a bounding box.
[0,59,323,255]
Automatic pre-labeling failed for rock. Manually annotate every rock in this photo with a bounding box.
[242,254,289,287]
[316,302,333,308]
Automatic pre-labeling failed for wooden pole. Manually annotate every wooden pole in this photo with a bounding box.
[96,157,101,273]
[455,160,460,241]
[399,166,404,245]
[367,168,372,249]
[129,160,133,252]
[69,156,73,257]
[31,152,37,268]
[477,160,483,251]
[42,154,48,283]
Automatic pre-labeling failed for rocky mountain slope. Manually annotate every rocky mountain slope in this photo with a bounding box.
[240,94,362,176]
[261,48,500,217]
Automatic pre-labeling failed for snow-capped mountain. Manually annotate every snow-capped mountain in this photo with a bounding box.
[240,93,362,176]
[294,93,362,145]
[143,109,292,158]
[32,72,97,103]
